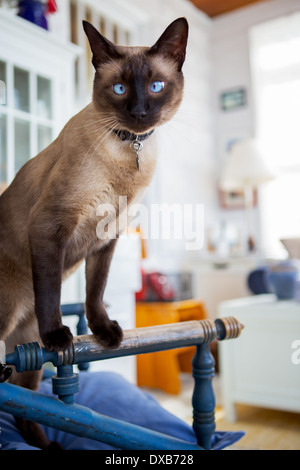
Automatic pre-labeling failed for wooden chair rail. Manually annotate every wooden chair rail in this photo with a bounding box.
[0,315,244,450]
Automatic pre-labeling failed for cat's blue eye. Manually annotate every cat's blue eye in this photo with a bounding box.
[113,83,126,95]
[150,81,165,93]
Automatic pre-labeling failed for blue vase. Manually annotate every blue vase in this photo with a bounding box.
[17,0,48,30]
[267,262,299,300]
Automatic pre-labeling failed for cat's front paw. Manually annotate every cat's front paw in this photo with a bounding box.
[42,326,73,351]
[92,320,123,349]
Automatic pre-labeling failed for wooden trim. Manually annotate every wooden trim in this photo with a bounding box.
[191,0,269,18]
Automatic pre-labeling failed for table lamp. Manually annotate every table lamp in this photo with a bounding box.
[219,138,275,252]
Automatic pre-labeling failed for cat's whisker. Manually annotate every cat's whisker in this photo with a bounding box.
[86,124,120,162]
[63,117,120,147]
[68,116,118,132]
[172,115,206,129]
[79,119,120,166]
[177,107,203,117]
[79,132,106,168]
[158,119,203,148]
[89,131,113,159]
[62,120,120,149]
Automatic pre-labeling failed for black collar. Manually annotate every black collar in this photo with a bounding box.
[113,129,154,142]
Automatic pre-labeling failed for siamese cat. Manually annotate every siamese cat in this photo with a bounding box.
[0,18,188,448]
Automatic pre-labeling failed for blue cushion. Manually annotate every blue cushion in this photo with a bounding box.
[0,371,244,450]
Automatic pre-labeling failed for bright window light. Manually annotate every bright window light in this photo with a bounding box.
[250,12,300,258]
[258,38,300,71]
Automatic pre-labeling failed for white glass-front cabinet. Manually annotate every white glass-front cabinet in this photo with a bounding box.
[0,9,81,192]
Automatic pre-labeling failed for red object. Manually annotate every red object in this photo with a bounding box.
[135,269,148,301]
[135,271,175,302]
[47,0,57,14]
[148,273,175,301]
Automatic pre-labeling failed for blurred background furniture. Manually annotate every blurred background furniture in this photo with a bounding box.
[190,259,252,320]
[218,294,300,421]
[136,299,207,394]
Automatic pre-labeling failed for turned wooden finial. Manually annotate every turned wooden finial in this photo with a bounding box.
[215,316,244,340]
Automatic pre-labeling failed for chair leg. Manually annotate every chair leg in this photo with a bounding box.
[192,343,216,450]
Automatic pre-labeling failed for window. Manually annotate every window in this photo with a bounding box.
[0,60,54,192]
[250,12,300,258]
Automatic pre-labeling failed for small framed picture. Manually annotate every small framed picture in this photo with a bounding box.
[220,88,246,111]
[219,188,257,209]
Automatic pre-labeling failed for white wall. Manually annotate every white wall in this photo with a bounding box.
[211,0,300,251]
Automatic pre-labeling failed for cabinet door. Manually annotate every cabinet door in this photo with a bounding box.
[0,60,55,191]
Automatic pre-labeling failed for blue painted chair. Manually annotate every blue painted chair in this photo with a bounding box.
[61,303,89,371]
[0,305,244,450]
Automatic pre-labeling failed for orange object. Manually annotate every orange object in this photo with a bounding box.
[135,299,207,394]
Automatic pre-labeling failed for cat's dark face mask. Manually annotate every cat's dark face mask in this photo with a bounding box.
[83,18,188,134]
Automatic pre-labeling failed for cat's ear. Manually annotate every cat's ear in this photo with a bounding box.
[82,21,122,69]
[149,18,189,72]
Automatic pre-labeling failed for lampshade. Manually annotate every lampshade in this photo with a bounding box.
[220,139,276,191]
